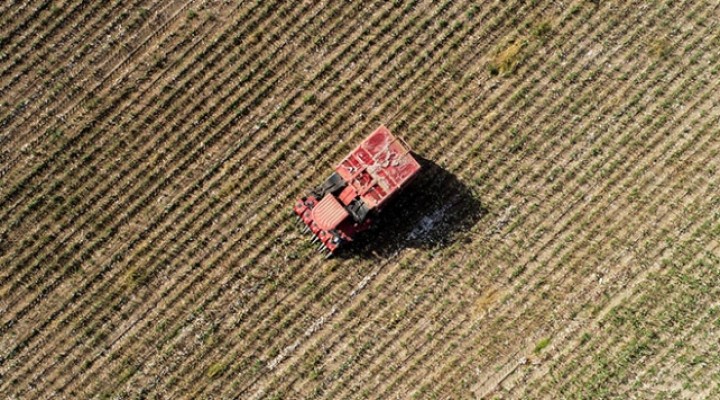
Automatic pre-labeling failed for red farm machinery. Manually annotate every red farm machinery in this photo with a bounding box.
[294,125,422,257]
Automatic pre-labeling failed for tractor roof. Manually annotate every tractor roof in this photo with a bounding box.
[312,193,350,231]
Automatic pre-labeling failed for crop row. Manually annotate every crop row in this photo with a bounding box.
[3,0,719,397]
[1,0,416,396]
[248,0,716,396]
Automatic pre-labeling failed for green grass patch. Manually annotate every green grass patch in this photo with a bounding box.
[534,337,552,353]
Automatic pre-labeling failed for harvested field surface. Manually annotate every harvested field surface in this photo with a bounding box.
[2,1,720,398]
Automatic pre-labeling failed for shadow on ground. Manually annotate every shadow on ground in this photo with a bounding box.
[336,154,488,259]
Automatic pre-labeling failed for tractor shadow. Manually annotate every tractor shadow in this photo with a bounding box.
[337,155,488,259]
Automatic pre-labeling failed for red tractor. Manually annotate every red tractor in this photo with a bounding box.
[294,125,422,257]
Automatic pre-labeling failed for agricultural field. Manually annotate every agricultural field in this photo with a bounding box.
[2,0,720,398]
